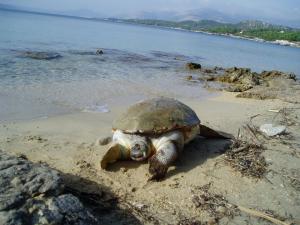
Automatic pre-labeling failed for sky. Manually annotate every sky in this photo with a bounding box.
[1,0,300,27]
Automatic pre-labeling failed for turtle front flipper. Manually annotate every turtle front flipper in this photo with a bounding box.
[199,124,233,139]
[100,143,129,169]
[149,131,184,181]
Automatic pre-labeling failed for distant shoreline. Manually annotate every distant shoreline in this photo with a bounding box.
[107,19,300,49]
[1,7,300,48]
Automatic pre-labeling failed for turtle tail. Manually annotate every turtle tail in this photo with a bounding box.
[199,124,233,139]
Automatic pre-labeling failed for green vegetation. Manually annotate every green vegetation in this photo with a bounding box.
[239,29,300,41]
[121,19,300,42]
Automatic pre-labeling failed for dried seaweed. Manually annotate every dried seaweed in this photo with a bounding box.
[272,107,300,127]
[279,168,300,191]
[191,184,294,225]
[125,201,161,225]
[191,183,238,223]
[224,138,267,178]
[176,218,203,225]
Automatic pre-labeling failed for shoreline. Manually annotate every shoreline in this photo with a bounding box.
[108,19,300,48]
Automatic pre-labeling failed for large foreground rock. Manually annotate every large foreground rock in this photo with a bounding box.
[0,150,98,225]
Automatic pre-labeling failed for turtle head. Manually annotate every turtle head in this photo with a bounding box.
[130,137,151,161]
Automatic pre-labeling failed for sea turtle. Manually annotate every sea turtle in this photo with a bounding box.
[100,97,229,180]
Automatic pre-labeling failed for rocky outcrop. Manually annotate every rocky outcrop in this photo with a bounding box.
[210,67,260,91]
[260,70,296,81]
[22,51,62,60]
[0,150,98,225]
[198,67,300,102]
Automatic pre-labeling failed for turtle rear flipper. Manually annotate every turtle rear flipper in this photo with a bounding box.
[199,124,233,139]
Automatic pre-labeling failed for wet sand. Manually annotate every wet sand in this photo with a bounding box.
[0,92,299,224]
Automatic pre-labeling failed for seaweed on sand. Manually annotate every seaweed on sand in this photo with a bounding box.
[272,107,300,127]
[191,183,238,223]
[176,218,202,225]
[224,138,267,178]
[191,183,294,225]
[223,122,268,179]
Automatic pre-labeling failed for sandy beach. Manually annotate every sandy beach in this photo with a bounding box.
[1,90,299,224]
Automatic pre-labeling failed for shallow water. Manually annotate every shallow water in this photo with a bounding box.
[1,9,300,122]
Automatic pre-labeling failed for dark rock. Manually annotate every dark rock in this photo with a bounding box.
[22,51,62,60]
[96,49,104,55]
[0,150,98,225]
[186,62,201,70]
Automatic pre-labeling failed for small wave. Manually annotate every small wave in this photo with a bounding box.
[82,104,110,113]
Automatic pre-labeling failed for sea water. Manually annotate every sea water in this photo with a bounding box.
[1,9,300,121]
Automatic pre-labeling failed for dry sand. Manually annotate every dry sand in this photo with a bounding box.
[0,92,299,224]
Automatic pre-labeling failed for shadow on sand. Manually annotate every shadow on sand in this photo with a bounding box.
[168,137,232,178]
[61,172,143,225]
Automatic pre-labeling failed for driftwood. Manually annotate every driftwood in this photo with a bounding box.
[237,205,293,225]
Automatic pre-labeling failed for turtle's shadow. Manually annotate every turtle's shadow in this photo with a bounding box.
[166,136,232,178]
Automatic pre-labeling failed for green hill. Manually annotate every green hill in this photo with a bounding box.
[122,19,300,42]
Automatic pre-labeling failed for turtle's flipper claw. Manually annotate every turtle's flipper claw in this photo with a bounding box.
[100,143,121,169]
[148,156,168,181]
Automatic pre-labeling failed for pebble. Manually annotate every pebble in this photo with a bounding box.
[97,136,112,145]
[259,124,286,136]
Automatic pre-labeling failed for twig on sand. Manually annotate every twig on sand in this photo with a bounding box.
[192,184,293,225]
[271,107,299,126]
[242,124,261,145]
[236,205,292,225]
[225,124,267,178]
[250,114,261,121]
[268,109,280,113]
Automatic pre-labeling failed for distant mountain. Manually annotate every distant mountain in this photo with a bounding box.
[1,3,299,29]
[124,19,295,31]
[123,9,237,23]
[127,8,300,29]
